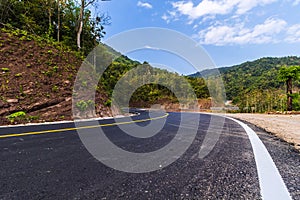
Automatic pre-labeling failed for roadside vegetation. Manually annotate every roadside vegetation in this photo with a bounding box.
[192,57,300,113]
[0,0,210,125]
[1,1,300,125]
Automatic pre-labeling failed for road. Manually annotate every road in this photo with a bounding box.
[0,111,299,199]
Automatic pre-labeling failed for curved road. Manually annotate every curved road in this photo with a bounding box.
[0,111,299,199]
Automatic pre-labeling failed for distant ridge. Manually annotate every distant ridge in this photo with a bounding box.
[190,56,300,100]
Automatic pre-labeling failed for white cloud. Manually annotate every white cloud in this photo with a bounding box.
[293,0,300,6]
[171,0,277,20]
[162,14,170,23]
[286,24,300,42]
[137,1,153,9]
[198,18,287,45]
[162,11,179,24]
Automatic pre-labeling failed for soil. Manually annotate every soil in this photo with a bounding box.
[0,30,112,126]
[226,113,300,151]
[130,98,212,111]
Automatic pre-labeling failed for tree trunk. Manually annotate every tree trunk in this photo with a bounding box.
[57,0,60,42]
[287,78,293,111]
[77,0,84,50]
[48,4,52,34]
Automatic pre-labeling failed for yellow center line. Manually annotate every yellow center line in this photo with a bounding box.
[0,113,169,139]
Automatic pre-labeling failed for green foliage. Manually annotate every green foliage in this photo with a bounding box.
[6,111,26,123]
[291,93,300,111]
[104,100,112,107]
[185,77,209,98]
[0,0,110,55]
[52,85,59,93]
[278,65,300,111]
[52,66,59,73]
[278,65,300,81]
[1,68,10,72]
[192,56,300,112]
[81,81,88,88]
[76,100,95,112]
[15,73,22,77]
[28,115,39,121]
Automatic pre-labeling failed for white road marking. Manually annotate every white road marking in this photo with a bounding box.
[227,116,292,200]
[0,114,138,129]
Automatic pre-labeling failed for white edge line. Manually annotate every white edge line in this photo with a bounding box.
[225,116,292,200]
[0,113,139,129]
[0,111,293,200]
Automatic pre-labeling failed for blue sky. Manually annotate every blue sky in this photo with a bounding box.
[98,0,300,74]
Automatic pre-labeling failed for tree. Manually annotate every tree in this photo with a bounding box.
[1,0,110,54]
[278,65,300,111]
[76,0,110,50]
[57,0,61,42]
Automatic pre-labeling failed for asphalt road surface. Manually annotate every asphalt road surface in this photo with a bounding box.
[0,111,299,200]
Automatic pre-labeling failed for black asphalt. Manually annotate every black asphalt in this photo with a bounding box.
[0,111,299,199]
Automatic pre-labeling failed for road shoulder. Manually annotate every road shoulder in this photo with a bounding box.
[226,113,300,152]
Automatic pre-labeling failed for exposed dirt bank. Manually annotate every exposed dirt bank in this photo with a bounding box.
[0,29,112,125]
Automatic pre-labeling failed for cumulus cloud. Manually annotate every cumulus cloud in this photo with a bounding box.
[286,24,300,42]
[198,18,287,45]
[162,11,179,24]
[137,1,153,9]
[162,14,170,23]
[162,0,300,45]
[171,0,277,20]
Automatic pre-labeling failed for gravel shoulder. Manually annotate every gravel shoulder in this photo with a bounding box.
[225,113,300,151]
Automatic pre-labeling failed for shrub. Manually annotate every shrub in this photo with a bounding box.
[76,100,95,111]
[104,99,111,107]
[1,68,9,72]
[6,111,26,123]
[52,85,59,92]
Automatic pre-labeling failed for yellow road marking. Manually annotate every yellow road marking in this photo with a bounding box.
[0,113,169,139]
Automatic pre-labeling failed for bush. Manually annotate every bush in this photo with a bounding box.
[76,100,95,111]
[6,111,26,123]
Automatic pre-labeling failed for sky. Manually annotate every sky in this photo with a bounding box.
[97,0,300,75]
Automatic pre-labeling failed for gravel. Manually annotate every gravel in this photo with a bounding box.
[225,113,300,151]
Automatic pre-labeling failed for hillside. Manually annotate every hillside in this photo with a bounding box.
[0,27,112,125]
[0,26,211,125]
[191,57,300,112]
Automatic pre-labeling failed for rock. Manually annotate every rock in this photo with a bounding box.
[23,89,33,94]
[7,99,19,103]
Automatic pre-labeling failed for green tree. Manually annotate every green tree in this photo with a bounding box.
[278,65,300,111]
[0,0,110,54]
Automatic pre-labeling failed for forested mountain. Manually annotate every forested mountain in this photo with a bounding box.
[98,53,210,108]
[1,0,300,125]
[0,24,210,124]
[191,57,300,112]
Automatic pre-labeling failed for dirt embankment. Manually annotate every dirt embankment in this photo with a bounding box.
[226,113,300,151]
[0,29,112,125]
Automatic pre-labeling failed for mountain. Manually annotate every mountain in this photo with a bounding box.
[0,26,210,125]
[192,57,300,98]
[191,56,300,112]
